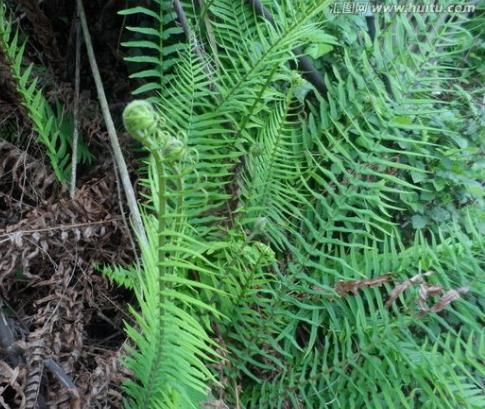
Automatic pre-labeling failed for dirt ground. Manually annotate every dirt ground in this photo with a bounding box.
[1,1,139,407]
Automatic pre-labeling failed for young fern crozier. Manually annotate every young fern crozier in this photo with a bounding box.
[118,100,218,408]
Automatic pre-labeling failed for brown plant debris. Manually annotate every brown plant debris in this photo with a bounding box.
[417,283,444,312]
[0,2,141,407]
[384,271,434,308]
[0,169,133,407]
[335,271,468,316]
[79,349,128,408]
[0,176,126,286]
[0,256,129,408]
[384,272,468,314]
[335,274,392,296]
[0,50,28,121]
[0,139,60,209]
[428,287,469,313]
[0,361,26,409]
[16,0,62,66]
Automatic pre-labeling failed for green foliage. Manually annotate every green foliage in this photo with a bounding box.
[121,218,218,409]
[114,1,484,408]
[0,2,93,181]
[111,101,224,408]
[119,0,185,96]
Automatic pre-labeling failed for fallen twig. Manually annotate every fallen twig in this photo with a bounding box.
[0,218,121,243]
[69,3,81,199]
[44,358,80,408]
[76,0,148,247]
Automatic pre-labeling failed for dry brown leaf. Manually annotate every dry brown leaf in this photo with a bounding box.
[0,139,59,208]
[417,284,444,312]
[385,271,433,308]
[202,399,231,409]
[429,288,469,313]
[335,274,392,296]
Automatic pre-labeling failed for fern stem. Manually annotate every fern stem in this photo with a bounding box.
[173,0,213,82]
[172,164,185,259]
[154,151,166,274]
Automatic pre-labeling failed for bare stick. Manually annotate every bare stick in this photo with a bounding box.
[173,0,215,83]
[69,5,81,199]
[44,358,80,399]
[0,310,15,351]
[173,0,192,44]
[76,0,148,246]
[246,0,327,96]
[111,145,139,262]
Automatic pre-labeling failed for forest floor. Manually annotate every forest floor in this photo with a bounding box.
[1,1,137,407]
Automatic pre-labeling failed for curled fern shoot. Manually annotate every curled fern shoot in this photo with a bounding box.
[119,100,218,408]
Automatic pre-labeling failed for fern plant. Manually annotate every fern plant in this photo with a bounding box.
[112,1,484,408]
[103,100,226,408]
[0,2,92,181]
[120,1,185,96]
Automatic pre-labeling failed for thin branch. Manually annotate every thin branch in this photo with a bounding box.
[69,4,81,199]
[44,358,80,398]
[0,218,121,242]
[173,0,193,43]
[111,146,139,263]
[76,0,148,247]
[173,0,215,84]
[246,0,327,96]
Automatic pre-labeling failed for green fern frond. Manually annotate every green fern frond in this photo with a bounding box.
[101,263,138,290]
[116,2,483,408]
[115,101,223,408]
[122,0,332,234]
[120,0,185,96]
[0,2,92,181]
[122,217,218,409]
[238,224,484,408]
